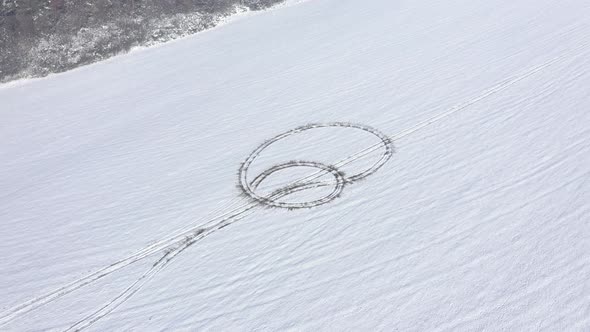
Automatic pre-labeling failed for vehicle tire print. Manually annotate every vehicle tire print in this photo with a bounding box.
[238,123,394,209]
[1,122,394,331]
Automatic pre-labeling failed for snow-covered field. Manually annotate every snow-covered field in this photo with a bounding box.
[1,0,589,330]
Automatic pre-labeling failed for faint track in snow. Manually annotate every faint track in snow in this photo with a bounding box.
[64,209,257,332]
[0,48,577,330]
[0,197,254,327]
[65,122,393,331]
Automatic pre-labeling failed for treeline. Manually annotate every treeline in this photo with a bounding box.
[0,0,283,82]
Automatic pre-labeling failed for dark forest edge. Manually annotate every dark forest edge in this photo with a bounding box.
[0,0,285,83]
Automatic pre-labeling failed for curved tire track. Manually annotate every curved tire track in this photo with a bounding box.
[239,122,394,209]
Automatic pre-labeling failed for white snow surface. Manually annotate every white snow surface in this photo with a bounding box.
[1,0,590,331]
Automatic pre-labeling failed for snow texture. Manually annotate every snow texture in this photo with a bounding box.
[1,0,589,330]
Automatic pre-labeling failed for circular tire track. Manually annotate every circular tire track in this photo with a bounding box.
[239,122,394,209]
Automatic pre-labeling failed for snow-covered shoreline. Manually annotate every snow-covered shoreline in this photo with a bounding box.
[0,0,294,84]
